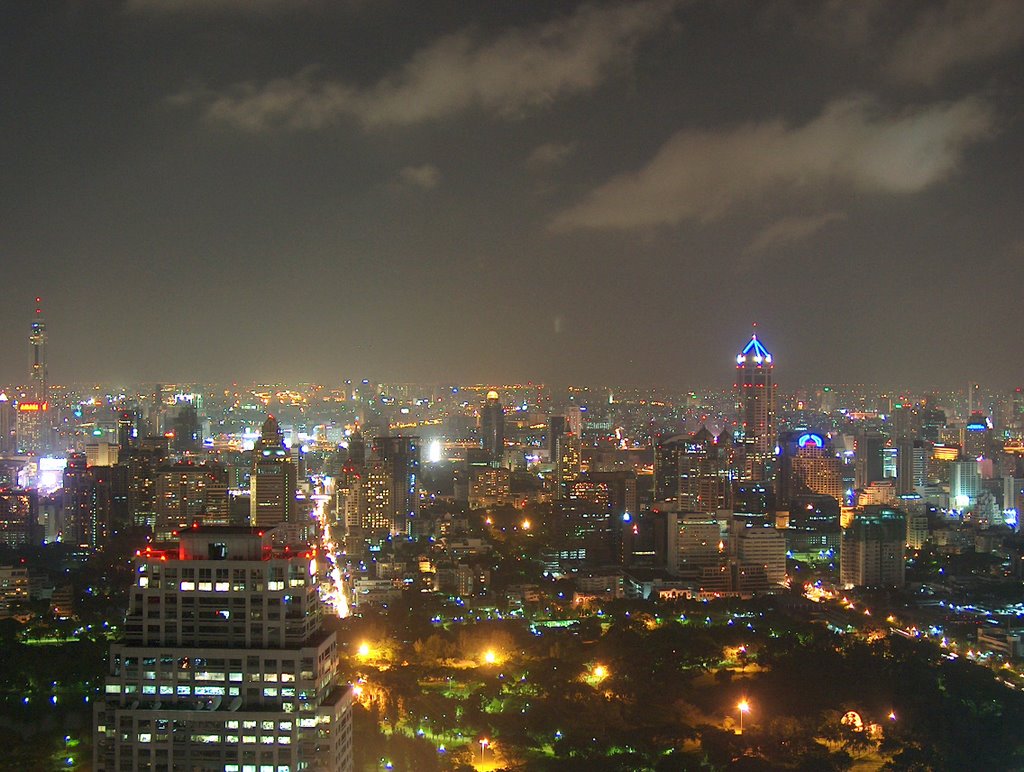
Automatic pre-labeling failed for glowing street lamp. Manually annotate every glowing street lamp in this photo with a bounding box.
[737,696,753,728]
[479,738,490,762]
[592,664,608,681]
[357,642,371,659]
[483,649,497,665]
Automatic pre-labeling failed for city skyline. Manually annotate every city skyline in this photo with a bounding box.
[3,1,1024,387]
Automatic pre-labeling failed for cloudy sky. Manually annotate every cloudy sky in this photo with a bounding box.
[2,0,1022,389]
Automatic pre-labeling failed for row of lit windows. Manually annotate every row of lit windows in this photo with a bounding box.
[137,733,293,745]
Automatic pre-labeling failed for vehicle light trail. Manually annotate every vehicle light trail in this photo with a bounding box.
[311,493,350,618]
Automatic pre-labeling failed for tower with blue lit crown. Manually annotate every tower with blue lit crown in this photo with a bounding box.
[735,328,776,481]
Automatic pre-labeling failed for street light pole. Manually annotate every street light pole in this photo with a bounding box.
[737,699,750,734]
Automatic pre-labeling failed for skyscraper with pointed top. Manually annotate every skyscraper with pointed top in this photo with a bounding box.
[250,415,297,528]
[735,329,776,481]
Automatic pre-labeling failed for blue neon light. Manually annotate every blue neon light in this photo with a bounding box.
[739,334,772,360]
[797,432,824,448]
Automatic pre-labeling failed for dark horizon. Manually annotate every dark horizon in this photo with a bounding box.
[3,1,1023,388]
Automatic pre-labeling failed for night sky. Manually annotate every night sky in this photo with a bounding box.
[3,1,1022,388]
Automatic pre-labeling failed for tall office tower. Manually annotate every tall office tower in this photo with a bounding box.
[361,459,392,536]
[335,459,364,537]
[0,487,41,547]
[889,399,916,442]
[0,393,14,454]
[346,429,366,470]
[555,431,582,497]
[250,416,298,529]
[479,390,505,460]
[117,410,140,451]
[1012,388,1024,430]
[653,435,683,503]
[734,522,787,586]
[148,385,165,436]
[919,407,946,443]
[551,499,617,566]
[840,506,906,589]
[734,331,776,481]
[118,437,170,531]
[655,511,725,576]
[548,415,567,461]
[967,381,981,415]
[854,431,887,489]
[94,526,354,772]
[63,453,94,546]
[678,426,733,514]
[777,432,844,510]
[963,412,993,460]
[154,461,230,540]
[897,440,928,495]
[566,405,584,438]
[950,460,982,511]
[370,436,420,535]
[173,403,202,454]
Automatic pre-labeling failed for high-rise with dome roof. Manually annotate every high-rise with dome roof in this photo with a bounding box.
[480,390,505,460]
[735,330,776,481]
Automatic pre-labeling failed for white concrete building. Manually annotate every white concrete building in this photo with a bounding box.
[94,526,352,772]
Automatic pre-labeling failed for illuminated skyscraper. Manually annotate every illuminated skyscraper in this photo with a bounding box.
[734,330,776,480]
[250,416,297,528]
[371,436,420,535]
[777,432,844,510]
[479,390,505,460]
[555,431,582,497]
[154,461,229,539]
[0,393,15,454]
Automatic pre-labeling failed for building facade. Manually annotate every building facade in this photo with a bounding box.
[94,526,353,772]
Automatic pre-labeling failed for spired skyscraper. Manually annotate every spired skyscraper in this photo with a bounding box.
[735,329,776,481]
[250,416,298,529]
[29,296,47,404]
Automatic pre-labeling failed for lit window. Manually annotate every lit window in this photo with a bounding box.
[180,581,195,591]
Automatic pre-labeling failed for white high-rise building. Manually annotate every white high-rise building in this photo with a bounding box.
[735,524,787,585]
[94,526,353,772]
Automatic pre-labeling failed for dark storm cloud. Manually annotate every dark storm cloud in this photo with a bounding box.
[171,0,679,130]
